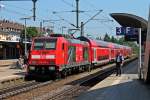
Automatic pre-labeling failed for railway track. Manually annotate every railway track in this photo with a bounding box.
[33,65,115,100]
[1,56,136,100]
[0,80,53,99]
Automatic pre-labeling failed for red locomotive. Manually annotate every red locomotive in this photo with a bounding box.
[26,34,132,79]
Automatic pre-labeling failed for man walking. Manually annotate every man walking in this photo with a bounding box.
[115,52,124,76]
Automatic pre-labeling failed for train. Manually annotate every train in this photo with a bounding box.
[25,34,132,79]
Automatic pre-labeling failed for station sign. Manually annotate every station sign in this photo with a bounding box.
[125,27,139,35]
[116,27,139,41]
[116,27,126,35]
[116,27,138,35]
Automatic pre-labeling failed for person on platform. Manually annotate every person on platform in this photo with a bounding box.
[16,55,24,69]
[115,52,124,76]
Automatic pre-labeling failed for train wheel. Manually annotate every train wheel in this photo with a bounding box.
[74,67,79,74]
[87,65,91,72]
[55,71,61,79]
[79,66,83,73]
[68,69,72,75]
[24,75,32,81]
[61,70,67,78]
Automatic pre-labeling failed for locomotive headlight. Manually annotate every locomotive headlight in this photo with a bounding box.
[31,55,40,59]
[29,66,35,70]
[49,66,55,70]
[46,55,55,59]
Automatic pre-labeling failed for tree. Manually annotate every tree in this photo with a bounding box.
[19,27,39,55]
[104,33,111,42]
[96,36,102,40]
[117,37,139,54]
[26,27,38,37]
[21,27,39,39]
[111,36,118,43]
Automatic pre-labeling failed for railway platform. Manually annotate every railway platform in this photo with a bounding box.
[0,62,25,87]
[76,60,150,100]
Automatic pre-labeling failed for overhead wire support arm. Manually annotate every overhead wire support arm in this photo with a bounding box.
[52,11,77,28]
[80,10,103,36]
[61,0,74,8]
[92,19,113,22]
[83,10,103,26]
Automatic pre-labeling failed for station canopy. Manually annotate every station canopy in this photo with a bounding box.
[110,13,147,29]
[110,13,148,43]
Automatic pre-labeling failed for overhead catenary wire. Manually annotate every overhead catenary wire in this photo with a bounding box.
[60,0,75,8]
[84,0,99,9]
[83,10,103,26]
[59,0,103,24]
[82,2,114,32]
[84,0,113,22]
[52,0,107,36]
[2,7,29,16]
[52,9,103,14]
[0,1,49,24]
[52,12,76,28]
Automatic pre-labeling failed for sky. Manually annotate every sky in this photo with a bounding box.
[0,0,149,38]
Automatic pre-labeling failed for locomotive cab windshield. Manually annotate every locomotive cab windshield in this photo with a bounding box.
[33,38,57,50]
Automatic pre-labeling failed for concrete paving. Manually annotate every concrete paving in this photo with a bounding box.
[0,66,25,82]
[76,60,150,100]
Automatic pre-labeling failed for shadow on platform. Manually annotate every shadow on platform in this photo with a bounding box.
[76,78,150,100]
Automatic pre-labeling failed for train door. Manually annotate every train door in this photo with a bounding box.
[111,49,115,60]
[109,48,111,61]
[83,47,89,61]
[67,46,76,63]
[93,48,97,63]
[62,43,67,64]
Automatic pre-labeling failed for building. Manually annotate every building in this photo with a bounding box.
[0,19,24,33]
[0,19,24,59]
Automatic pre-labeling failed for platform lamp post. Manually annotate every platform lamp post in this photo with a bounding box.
[138,28,142,79]
[20,16,32,56]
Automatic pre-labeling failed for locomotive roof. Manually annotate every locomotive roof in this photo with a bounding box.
[50,34,88,45]
[33,36,88,45]
[50,34,74,39]
[33,36,57,39]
